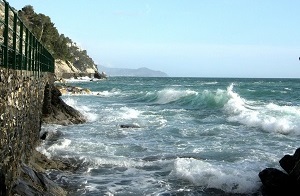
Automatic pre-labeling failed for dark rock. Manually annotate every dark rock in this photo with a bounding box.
[40,131,48,140]
[29,150,68,172]
[280,155,295,174]
[42,83,53,116]
[0,169,7,196]
[259,168,295,194]
[42,84,86,125]
[35,172,66,195]
[94,71,107,79]
[13,179,44,196]
[120,124,140,128]
[280,148,300,174]
[259,148,300,196]
[13,164,67,196]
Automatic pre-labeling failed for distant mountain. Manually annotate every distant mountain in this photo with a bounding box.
[98,65,168,77]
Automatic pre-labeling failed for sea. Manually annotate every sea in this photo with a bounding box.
[38,76,300,196]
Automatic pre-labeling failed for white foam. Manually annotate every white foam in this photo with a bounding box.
[48,138,72,151]
[224,84,300,135]
[87,156,159,169]
[173,158,261,194]
[36,145,52,159]
[64,76,93,83]
[93,88,121,97]
[155,88,198,104]
[63,97,98,122]
[36,138,71,159]
[120,107,141,119]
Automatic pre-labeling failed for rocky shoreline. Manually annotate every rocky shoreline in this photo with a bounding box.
[8,84,87,196]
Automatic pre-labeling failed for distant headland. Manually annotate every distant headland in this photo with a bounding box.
[98,65,168,77]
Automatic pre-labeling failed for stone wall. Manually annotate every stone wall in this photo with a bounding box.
[0,68,54,194]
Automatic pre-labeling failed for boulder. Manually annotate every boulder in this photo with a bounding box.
[94,71,107,79]
[12,164,67,196]
[120,124,140,128]
[42,84,86,125]
[280,148,300,176]
[0,169,6,196]
[259,148,300,195]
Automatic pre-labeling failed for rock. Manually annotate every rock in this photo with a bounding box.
[94,71,107,79]
[29,150,68,172]
[13,179,44,196]
[56,85,91,95]
[0,169,6,196]
[259,148,300,196]
[259,168,296,195]
[40,131,48,140]
[12,164,67,196]
[280,148,300,176]
[120,124,140,128]
[42,84,86,125]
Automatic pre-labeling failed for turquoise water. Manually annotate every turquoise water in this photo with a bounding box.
[40,77,300,195]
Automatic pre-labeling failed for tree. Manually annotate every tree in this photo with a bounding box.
[18,5,97,72]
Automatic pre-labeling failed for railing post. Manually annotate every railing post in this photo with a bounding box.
[12,12,17,70]
[3,1,9,68]
[24,28,28,71]
[19,19,24,70]
[28,33,32,72]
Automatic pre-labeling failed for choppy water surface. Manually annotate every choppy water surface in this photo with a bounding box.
[39,77,300,195]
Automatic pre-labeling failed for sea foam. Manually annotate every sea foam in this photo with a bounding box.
[155,88,198,104]
[63,97,98,122]
[173,158,261,194]
[224,84,300,135]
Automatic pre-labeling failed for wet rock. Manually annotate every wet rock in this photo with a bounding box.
[280,148,300,175]
[0,169,6,196]
[259,168,296,195]
[259,148,300,196]
[56,85,91,95]
[42,84,86,125]
[12,164,67,196]
[120,124,140,128]
[40,131,48,140]
[94,71,107,79]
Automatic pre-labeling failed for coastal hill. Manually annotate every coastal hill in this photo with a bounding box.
[16,5,168,79]
[98,65,168,77]
[17,5,98,78]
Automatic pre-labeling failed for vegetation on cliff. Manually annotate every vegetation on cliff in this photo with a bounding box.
[17,5,97,73]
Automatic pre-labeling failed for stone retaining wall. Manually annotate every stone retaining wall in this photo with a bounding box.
[0,68,54,194]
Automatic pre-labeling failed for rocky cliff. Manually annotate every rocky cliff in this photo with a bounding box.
[55,59,98,79]
[0,68,86,195]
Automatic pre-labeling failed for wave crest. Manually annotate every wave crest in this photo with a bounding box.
[224,83,300,135]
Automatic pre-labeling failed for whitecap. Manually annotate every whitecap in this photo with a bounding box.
[155,88,198,104]
[63,97,98,122]
[173,158,261,194]
[223,84,300,135]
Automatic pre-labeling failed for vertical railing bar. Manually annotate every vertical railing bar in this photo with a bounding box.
[28,33,32,73]
[19,19,23,71]
[24,28,28,75]
[36,40,39,76]
[3,1,9,68]
[12,12,17,70]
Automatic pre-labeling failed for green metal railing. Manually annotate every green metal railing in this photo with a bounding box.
[0,0,54,75]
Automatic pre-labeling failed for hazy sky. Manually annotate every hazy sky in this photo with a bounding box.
[8,0,300,78]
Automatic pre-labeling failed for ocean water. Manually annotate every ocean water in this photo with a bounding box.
[39,77,300,196]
